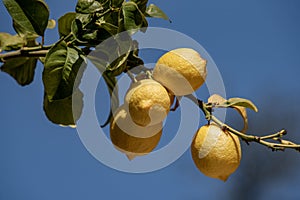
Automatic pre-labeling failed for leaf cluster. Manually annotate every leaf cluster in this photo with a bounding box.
[0,0,169,126]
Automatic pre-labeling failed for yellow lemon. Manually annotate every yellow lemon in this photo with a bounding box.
[153,48,207,96]
[110,105,163,160]
[125,79,173,126]
[191,124,241,181]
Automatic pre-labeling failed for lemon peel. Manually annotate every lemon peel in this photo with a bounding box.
[110,105,163,160]
[125,79,172,126]
[153,48,207,96]
[191,124,241,181]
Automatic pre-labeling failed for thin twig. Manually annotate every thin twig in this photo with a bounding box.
[0,50,49,61]
[0,48,50,62]
[126,70,137,83]
[185,94,300,152]
[0,33,74,63]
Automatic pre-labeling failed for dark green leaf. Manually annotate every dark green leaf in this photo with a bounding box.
[70,18,90,44]
[108,34,132,73]
[76,0,104,14]
[71,19,83,40]
[121,2,148,35]
[43,41,85,101]
[76,13,92,25]
[145,4,169,21]
[13,20,39,39]
[43,89,83,126]
[111,0,124,8]
[131,0,148,13]
[0,32,24,52]
[1,57,37,86]
[100,22,119,35]
[106,53,129,76]
[58,12,77,37]
[127,40,144,71]
[71,16,112,46]
[39,57,46,64]
[102,10,119,27]
[88,33,132,76]
[3,0,50,36]
[221,97,258,112]
[95,17,119,35]
[82,30,98,41]
[87,56,119,127]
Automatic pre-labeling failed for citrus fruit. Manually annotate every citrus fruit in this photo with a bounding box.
[110,105,163,160]
[153,48,207,96]
[125,79,173,126]
[191,124,241,181]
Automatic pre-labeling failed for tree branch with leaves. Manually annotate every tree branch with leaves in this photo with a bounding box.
[0,0,299,181]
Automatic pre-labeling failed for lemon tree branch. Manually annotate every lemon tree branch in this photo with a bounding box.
[0,33,74,63]
[0,48,50,62]
[185,94,300,152]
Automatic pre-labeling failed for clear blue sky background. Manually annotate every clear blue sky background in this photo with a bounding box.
[1,0,300,199]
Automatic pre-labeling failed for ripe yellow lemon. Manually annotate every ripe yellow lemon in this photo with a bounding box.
[125,79,173,126]
[191,124,241,181]
[110,105,163,160]
[153,48,207,96]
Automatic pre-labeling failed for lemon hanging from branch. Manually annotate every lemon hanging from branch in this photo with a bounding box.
[191,124,242,181]
[110,105,163,160]
[125,79,173,126]
[153,48,207,96]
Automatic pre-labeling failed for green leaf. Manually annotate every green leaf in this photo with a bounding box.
[127,40,144,71]
[71,15,95,41]
[71,18,98,44]
[95,17,119,35]
[13,20,39,39]
[208,94,249,133]
[76,13,92,25]
[3,0,50,36]
[145,4,169,21]
[76,0,104,14]
[107,34,132,75]
[82,30,98,41]
[102,10,119,27]
[43,41,85,101]
[1,57,37,86]
[121,1,148,35]
[106,53,129,76]
[87,56,119,127]
[0,32,24,52]
[131,0,148,13]
[58,12,77,37]
[100,22,119,35]
[221,97,258,112]
[71,19,83,40]
[111,0,124,8]
[88,33,132,75]
[71,16,112,46]
[43,89,83,126]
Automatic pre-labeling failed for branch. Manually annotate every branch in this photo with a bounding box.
[185,94,300,152]
[0,34,70,62]
[0,45,51,62]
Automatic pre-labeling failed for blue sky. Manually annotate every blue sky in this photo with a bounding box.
[1,0,300,199]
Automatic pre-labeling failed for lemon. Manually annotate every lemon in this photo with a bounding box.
[153,48,207,96]
[125,79,173,126]
[191,124,241,181]
[110,105,163,160]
